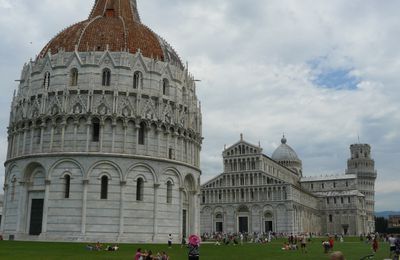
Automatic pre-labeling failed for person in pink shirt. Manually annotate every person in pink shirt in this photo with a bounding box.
[135,248,144,260]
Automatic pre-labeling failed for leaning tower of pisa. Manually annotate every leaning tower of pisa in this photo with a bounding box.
[346,144,377,233]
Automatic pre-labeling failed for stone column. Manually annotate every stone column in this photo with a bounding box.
[86,119,91,152]
[49,122,55,152]
[40,123,45,152]
[15,130,20,157]
[60,121,66,151]
[22,126,27,155]
[152,184,160,241]
[99,120,104,152]
[16,181,28,234]
[156,127,161,157]
[119,181,126,237]
[123,123,127,153]
[73,120,78,150]
[111,120,116,153]
[29,124,35,154]
[0,185,9,232]
[179,187,184,240]
[134,124,139,155]
[41,179,51,235]
[81,179,89,235]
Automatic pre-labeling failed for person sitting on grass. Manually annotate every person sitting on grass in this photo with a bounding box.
[106,244,119,251]
[94,242,103,251]
[161,251,169,260]
[135,248,146,260]
[330,251,345,260]
[322,240,331,254]
[281,242,290,250]
[145,250,154,260]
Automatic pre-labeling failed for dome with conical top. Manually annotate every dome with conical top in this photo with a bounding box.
[271,136,303,175]
[39,0,183,68]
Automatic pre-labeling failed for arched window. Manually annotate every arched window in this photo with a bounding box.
[166,181,173,204]
[162,79,169,95]
[64,175,71,199]
[70,68,78,86]
[102,68,111,86]
[101,175,108,199]
[133,71,142,89]
[43,72,51,89]
[138,122,146,145]
[136,178,144,201]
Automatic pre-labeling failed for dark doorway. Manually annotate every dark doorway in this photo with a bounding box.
[265,221,273,233]
[216,222,223,232]
[29,199,44,235]
[238,217,248,233]
[342,224,349,235]
[182,210,187,238]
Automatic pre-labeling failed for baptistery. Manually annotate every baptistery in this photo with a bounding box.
[1,0,202,243]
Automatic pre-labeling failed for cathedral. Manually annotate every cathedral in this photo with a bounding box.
[200,135,377,236]
[1,0,202,242]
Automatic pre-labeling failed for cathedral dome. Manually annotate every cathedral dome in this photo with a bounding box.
[271,136,300,162]
[39,0,183,68]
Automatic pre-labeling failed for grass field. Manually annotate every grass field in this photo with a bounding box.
[0,238,392,260]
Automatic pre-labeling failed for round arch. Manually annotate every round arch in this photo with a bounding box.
[87,160,124,181]
[48,159,85,180]
[126,163,159,184]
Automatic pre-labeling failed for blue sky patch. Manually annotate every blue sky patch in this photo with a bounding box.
[308,58,360,90]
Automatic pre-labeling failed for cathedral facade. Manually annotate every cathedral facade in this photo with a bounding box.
[1,0,202,243]
[200,136,376,236]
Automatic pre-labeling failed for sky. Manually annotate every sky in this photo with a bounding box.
[0,0,399,211]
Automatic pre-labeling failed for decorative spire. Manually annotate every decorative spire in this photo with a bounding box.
[281,134,287,144]
[90,0,141,23]
[240,133,243,141]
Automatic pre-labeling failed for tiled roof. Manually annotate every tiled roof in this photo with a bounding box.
[38,0,182,68]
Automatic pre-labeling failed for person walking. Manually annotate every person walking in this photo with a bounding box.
[188,235,201,260]
[372,237,378,253]
[168,234,173,248]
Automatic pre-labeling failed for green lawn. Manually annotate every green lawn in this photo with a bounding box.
[0,238,391,260]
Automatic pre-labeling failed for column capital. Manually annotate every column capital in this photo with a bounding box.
[83,179,89,185]
[45,180,51,185]
[120,181,127,186]
[154,184,160,189]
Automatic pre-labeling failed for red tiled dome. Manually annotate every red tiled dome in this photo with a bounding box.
[39,0,182,68]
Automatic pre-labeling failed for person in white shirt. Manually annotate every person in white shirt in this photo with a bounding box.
[168,234,173,248]
[389,234,396,258]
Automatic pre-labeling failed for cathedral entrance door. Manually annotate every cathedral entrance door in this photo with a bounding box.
[29,199,44,235]
[265,221,273,233]
[238,217,248,233]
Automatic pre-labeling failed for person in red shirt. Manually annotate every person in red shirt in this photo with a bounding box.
[372,237,379,253]
[329,237,334,251]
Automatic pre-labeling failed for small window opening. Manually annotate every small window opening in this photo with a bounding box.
[92,118,100,142]
[167,181,172,204]
[138,123,146,145]
[70,68,78,86]
[100,175,108,199]
[133,71,142,89]
[102,69,111,86]
[64,175,71,199]
[136,178,144,201]
[43,72,51,89]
